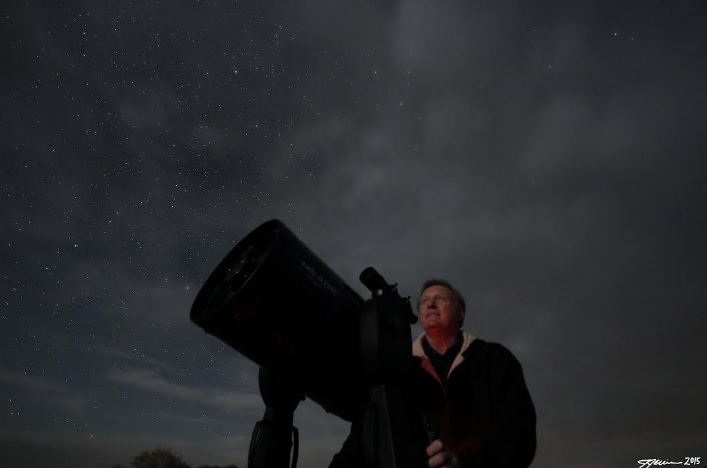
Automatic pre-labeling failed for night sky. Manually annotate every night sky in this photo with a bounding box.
[3,1,707,467]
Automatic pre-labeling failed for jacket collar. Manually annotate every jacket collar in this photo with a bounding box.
[412,330,476,357]
[412,330,477,380]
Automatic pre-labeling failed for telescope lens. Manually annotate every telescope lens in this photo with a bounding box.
[202,232,274,321]
[191,220,283,325]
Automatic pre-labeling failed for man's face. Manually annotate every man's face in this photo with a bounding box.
[418,285,464,333]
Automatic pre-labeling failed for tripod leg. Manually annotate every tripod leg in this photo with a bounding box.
[362,383,429,468]
[248,367,304,468]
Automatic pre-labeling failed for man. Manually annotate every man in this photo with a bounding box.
[413,279,536,467]
[330,278,537,468]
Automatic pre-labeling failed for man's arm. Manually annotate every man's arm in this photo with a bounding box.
[481,344,537,467]
[454,343,537,468]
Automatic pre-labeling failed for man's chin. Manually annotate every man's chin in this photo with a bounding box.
[422,320,443,330]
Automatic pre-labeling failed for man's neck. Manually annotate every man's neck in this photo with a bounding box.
[425,330,460,355]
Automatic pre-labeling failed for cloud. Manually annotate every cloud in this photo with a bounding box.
[0,368,91,414]
[393,0,525,80]
[0,369,68,394]
[138,411,241,429]
[92,343,180,375]
[105,367,262,412]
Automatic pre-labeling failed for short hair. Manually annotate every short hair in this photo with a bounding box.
[418,278,466,327]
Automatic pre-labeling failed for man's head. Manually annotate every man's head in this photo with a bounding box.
[418,279,466,332]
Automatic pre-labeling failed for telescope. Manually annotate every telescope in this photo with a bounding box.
[190,219,430,468]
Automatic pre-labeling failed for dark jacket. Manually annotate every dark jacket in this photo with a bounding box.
[329,331,536,468]
[411,332,536,467]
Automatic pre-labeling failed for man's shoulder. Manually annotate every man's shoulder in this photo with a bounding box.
[463,337,522,365]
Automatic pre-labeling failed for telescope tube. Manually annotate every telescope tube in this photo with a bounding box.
[190,219,367,420]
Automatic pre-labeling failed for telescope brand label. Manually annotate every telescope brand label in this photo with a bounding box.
[300,260,338,296]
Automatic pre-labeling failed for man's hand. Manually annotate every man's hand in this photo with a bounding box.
[426,439,460,468]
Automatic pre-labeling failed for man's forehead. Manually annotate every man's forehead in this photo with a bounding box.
[420,284,453,296]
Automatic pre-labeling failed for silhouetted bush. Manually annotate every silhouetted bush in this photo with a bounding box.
[112,447,239,468]
[131,447,191,468]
